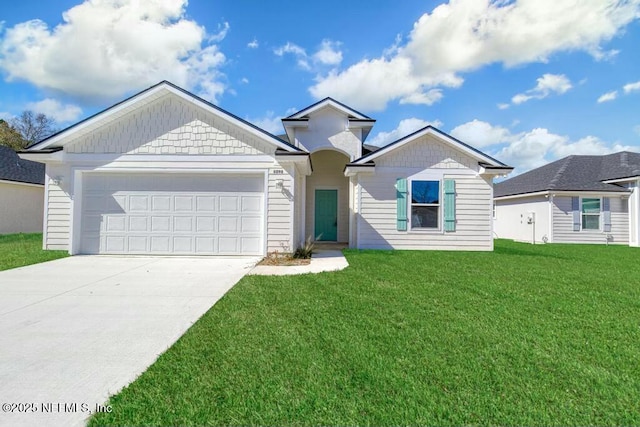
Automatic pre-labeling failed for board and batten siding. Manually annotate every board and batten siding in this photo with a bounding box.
[266,165,294,253]
[357,135,493,250]
[552,195,628,244]
[44,164,71,250]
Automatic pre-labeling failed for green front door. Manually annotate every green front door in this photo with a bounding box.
[315,189,338,241]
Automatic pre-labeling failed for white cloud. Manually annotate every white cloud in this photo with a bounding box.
[623,80,640,93]
[240,77,249,84]
[0,0,229,102]
[0,112,13,121]
[247,111,284,135]
[399,89,443,106]
[368,118,443,147]
[312,40,343,66]
[26,98,82,123]
[511,74,572,105]
[247,38,259,49]
[275,39,344,70]
[310,0,640,111]
[597,90,618,103]
[451,119,639,173]
[497,103,510,110]
[450,119,511,148]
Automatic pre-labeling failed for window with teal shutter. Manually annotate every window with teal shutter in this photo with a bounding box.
[443,179,456,232]
[396,178,408,231]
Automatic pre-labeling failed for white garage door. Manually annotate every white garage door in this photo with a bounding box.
[80,173,264,255]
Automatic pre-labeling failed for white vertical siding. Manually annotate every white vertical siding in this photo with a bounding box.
[552,195,629,244]
[494,196,551,243]
[266,165,294,253]
[44,164,71,250]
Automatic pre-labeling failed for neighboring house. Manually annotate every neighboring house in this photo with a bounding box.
[494,152,640,246]
[20,81,512,256]
[0,145,45,234]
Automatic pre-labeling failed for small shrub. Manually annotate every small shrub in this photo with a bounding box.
[293,236,315,259]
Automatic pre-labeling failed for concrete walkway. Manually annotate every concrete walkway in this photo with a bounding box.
[249,248,349,275]
[0,256,258,427]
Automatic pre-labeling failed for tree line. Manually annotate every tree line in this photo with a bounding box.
[0,111,57,151]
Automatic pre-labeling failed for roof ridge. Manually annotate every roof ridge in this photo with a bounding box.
[547,155,572,189]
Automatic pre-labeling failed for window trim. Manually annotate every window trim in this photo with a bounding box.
[580,197,602,231]
[408,179,442,231]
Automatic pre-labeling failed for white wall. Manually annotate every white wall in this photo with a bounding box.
[0,181,44,234]
[305,150,350,242]
[552,195,628,244]
[356,135,493,251]
[66,95,276,156]
[294,108,362,160]
[494,196,550,244]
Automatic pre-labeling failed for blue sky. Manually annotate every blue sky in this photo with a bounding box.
[0,0,639,173]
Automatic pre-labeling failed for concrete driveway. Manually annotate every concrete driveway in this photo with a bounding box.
[0,255,258,427]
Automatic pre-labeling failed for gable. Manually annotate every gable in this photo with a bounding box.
[65,94,276,156]
[375,134,478,171]
[294,107,362,159]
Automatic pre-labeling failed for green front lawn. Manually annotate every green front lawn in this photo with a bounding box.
[0,233,68,271]
[91,241,640,426]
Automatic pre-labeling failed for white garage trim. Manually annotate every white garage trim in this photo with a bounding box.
[71,169,268,255]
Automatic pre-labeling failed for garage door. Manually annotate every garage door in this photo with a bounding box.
[80,173,264,255]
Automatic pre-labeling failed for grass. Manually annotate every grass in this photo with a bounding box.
[0,233,68,271]
[90,240,640,426]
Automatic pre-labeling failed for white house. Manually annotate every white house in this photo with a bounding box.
[0,145,44,234]
[20,81,512,255]
[494,152,640,246]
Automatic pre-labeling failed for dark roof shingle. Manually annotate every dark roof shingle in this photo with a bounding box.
[494,151,640,198]
[0,146,45,185]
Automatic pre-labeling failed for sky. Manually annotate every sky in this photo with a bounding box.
[0,0,639,174]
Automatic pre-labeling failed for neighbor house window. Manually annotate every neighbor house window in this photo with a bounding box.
[581,198,601,230]
[411,180,440,229]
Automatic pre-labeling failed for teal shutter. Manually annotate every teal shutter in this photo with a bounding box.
[603,197,611,232]
[396,178,408,231]
[572,197,580,231]
[443,179,456,232]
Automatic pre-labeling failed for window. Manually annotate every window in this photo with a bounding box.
[411,180,439,229]
[581,198,601,230]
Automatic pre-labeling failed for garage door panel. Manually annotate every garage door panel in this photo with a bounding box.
[150,236,170,252]
[219,196,239,212]
[219,217,238,232]
[196,196,216,211]
[80,173,265,255]
[174,196,193,211]
[219,237,239,253]
[129,195,149,211]
[128,236,148,252]
[152,196,171,211]
[196,217,216,232]
[241,217,261,232]
[242,196,262,212]
[174,217,194,232]
[106,216,126,232]
[105,236,125,252]
[195,237,216,253]
[129,217,148,232]
[173,236,193,252]
[151,216,171,232]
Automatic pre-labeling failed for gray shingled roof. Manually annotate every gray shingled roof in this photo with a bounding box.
[0,145,45,185]
[495,151,640,198]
